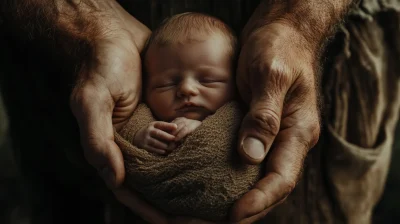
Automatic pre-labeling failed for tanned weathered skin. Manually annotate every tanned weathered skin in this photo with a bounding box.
[0,1,356,223]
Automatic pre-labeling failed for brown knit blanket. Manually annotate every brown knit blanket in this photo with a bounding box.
[114,101,263,221]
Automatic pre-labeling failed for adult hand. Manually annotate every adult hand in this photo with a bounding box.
[69,0,150,188]
[231,20,321,224]
[232,0,353,220]
[62,1,172,223]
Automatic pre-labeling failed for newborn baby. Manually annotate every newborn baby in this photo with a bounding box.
[115,12,263,221]
[134,12,237,153]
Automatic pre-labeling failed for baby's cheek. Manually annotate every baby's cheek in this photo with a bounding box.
[209,87,234,108]
[146,92,172,119]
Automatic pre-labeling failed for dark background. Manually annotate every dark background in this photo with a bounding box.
[0,1,399,222]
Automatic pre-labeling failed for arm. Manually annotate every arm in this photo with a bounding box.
[2,0,151,185]
[233,0,354,223]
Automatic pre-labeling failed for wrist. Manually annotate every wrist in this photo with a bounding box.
[242,0,354,54]
[57,0,149,48]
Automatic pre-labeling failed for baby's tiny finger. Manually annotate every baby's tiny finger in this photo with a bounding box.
[149,138,169,149]
[154,121,177,133]
[150,128,176,141]
[172,123,185,136]
[175,127,189,142]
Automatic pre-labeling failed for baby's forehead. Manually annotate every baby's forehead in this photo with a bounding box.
[150,29,232,48]
[145,32,234,62]
[146,36,232,66]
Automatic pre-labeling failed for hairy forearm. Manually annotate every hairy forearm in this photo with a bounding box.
[243,0,356,52]
[0,0,107,68]
[1,0,97,42]
[1,0,149,69]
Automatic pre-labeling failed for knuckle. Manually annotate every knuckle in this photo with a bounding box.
[272,171,297,198]
[149,127,157,135]
[284,179,297,196]
[70,87,90,115]
[250,108,280,137]
[69,84,112,116]
[249,58,293,88]
[296,135,312,152]
[144,135,151,143]
[82,137,108,167]
[70,84,95,106]
[153,129,161,137]
[298,120,321,150]
[151,121,161,127]
[309,123,321,148]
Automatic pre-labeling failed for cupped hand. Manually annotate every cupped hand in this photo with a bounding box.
[232,21,321,223]
[66,0,164,219]
[70,8,150,187]
[66,3,211,223]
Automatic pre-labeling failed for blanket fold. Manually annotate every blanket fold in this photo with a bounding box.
[115,101,263,221]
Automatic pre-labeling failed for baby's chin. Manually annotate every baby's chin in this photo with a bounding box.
[179,111,208,121]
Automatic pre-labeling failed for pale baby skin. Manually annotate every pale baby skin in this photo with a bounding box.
[133,13,237,154]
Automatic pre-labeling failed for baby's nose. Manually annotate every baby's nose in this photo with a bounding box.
[177,78,199,97]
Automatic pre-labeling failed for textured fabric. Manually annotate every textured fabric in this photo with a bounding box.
[0,0,399,223]
[115,102,263,221]
[115,1,400,223]
[263,8,400,224]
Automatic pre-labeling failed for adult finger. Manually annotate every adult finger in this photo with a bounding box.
[236,66,292,165]
[70,84,125,188]
[231,127,316,222]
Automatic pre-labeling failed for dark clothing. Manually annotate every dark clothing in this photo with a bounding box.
[0,0,399,223]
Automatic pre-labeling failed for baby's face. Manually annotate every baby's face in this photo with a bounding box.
[145,33,235,121]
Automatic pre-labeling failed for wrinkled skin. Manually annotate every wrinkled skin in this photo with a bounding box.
[4,0,352,223]
[71,3,321,224]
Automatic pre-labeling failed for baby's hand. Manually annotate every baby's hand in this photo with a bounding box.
[171,117,202,142]
[133,121,177,154]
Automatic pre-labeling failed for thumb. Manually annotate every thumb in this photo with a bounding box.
[238,97,284,165]
[71,84,125,188]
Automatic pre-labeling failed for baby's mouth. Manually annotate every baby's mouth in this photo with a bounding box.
[176,105,203,112]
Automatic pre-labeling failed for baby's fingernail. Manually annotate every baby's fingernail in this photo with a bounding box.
[242,137,265,160]
[99,166,116,189]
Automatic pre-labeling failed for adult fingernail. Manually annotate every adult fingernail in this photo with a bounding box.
[242,137,265,160]
[99,166,116,189]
